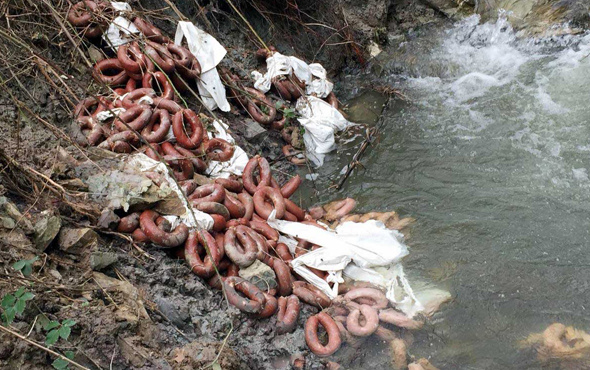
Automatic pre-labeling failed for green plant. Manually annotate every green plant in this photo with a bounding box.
[13,256,39,276]
[44,318,76,346]
[1,287,34,324]
[51,351,75,370]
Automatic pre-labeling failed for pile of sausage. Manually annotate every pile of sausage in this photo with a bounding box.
[67,2,419,363]
[114,155,422,362]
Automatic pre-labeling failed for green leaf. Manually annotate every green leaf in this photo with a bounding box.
[62,319,76,327]
[1,294,16,308]
[14,287,25,298]
[3,306,16,324]
[212,362,222,370]
[15,298,27,314]
[44,320,60,331]
[51,357,69,370]
[46,329,60,346]
[275,101,282,109]
[12,260,26,271]
[22,264,32,276]
[58,326,71,340]
[20,292,34,301]
[64,351,75,360]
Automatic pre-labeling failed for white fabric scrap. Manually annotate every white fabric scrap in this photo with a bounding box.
[267,216,425,317]
[103,2,139,48]
[126,153,213,230]
[205,120,249,178]
[251,52,333,98]
[175,21,230,112]
[95,107,126,122]
[296,96,353,167]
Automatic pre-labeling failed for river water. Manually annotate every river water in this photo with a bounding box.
[306,13,590,369]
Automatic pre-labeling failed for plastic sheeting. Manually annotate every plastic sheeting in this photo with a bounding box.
[251,52,333,98]
[205,120,249,178]
[126,154,214,230]
[296,96,353,167]
[103,2,139,48]
[267,216,426,317]
[174,22,230,112]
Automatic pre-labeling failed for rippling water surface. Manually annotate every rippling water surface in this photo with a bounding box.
[305,14,590,369]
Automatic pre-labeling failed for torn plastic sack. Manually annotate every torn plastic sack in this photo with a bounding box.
[296,96,353,167]
[205,120,249,178]
[102,2,139,48]
[125,153,213,230]
[175,21,230,112]
[251,52,333,98]
[267,216,428,317]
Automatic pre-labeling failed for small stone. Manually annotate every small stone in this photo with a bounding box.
[0,216,15,229]
[238,260,277,291]
[97,209,120,230]
[33,213,61,251]
[242,119,267,140]
[89,251,118,270]
[48,269,62,281]
[87,45,104,64]
[155,297,188,327]
[0,196,33,233]
[58,227,97,254]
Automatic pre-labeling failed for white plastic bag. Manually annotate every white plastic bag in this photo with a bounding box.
[296,96,353,166]
[205,120,249,178]
[175,21,230,112]
[103,2,139,48]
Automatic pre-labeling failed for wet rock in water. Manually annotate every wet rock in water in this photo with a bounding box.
[339,0,391,41]
[33,212,61,251]
[412,287,452,317]
[476,0,590,35]
[422,0,474,19]
[343,90,389,125]
[408,358,440,370]
[239,260,277,291]
[89,251,118,270]
[58,227,98,254]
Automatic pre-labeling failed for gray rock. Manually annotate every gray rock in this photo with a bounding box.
[87,45,104,64]
[0,196,34,233]
[155,297,188,327]
[97,209,120,230]
[238,260,277,291]
[89,251,118,270]
[242,119,267,140]
[33,213,61,251]
[58,227,97,254]
[0,216,15,229]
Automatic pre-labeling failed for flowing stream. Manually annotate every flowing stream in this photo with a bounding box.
[304,13,590,369]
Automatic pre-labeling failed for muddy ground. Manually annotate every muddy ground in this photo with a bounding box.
[0,0,445,369]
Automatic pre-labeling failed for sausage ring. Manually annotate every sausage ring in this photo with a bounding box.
[277,295,300,334]
[133,18,170,44]
[144,40,175,74]
[142,71,175,100]
[223,192,246,219]
[253,186,286,220]
[304,312,341,357]
[346,304,379,337]
[280,175,301,198]
[93,58,128,86]
[242,155,272,194]
[293,281,331,308]
[272,259,292,296]
[121,88,157,109]
[244,87,276,125]
[140,108,170,143]
[256,292,278,319]
[113,105,153,132]
[189,183,225,205]
[174,146,207,174]
[206,138,234,162]
[184,230,222,278]
[344,287,389,310]
[139,210,188,247]
[173,109,204,149]
[117,41,147,75]
[161,142,195,181]
[223,276,266,314]
[223,226,258,267]
[67,1,98,27]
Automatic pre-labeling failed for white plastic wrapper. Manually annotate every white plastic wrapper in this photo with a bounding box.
[175,22,230,112]
[126,154,214,230]
[205,120,249,178]
[266,216,429,316]
[103,2,139,48]
[251,52,333,98]
[296,96,353,167]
